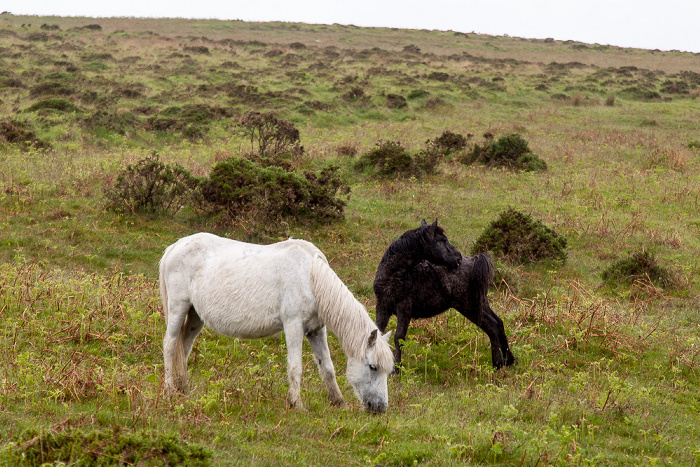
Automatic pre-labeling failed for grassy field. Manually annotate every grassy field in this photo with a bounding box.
[1,13,700,465]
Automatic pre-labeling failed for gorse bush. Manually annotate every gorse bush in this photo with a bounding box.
[104,153,198,214]
[461,133,548,172]
[427,130,470,155]
[237,110,303,157]
[354,140,440,178]
[601,250,675,288]
[471,207,567,264]
[198,156,349,224]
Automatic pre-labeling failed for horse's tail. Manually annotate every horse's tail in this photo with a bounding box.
[468,253,495,325]
[159,244,188,393]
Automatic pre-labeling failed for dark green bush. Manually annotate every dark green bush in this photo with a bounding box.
[198,157,349,224]
[470,208,567,264]
[427,130,471,155]
[601,250,674,288]
[104,153,198,214]
[26,98,80,113]
[354,140,440,178]
[461,133,548,172]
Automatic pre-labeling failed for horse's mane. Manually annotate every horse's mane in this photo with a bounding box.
[379,224,445,264]
[310,255,394,373]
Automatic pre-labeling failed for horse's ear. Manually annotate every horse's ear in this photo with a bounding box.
[420,219,427,227]
[382,330,392,342]
[432,218,438,227]
[368,329,378,347]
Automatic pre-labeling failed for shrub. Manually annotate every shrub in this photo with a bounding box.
[198,157,349,224]
[470,208,567,264]
[237,111,303,158]
[26,98,80,113]
[354,140,439,178]
[104,153,198,214]
[386,93,407,109]
[601,251,675,288]
[427,130,470,155]
[461,133,547,172]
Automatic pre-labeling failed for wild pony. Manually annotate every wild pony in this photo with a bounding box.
[159,232,394,413]
[374,220,515,371]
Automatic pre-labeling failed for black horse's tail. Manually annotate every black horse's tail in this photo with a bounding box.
[467,253,494,325]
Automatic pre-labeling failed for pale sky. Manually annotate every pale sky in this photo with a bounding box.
[3,0,700,53]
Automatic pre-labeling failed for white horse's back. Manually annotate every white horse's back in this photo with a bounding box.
[160,233,323,339]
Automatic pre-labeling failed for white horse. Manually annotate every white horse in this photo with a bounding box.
[159,232,394,413]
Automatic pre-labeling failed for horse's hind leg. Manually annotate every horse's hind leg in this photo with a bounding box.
[163,299,191,394]
[283,320,305,410]
[182,306,204,361]
[484,304,515,367]
[306,326,345,408]
[458,303,510,369]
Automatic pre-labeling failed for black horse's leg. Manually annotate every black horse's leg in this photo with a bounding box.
[484,303,515,367]
[457,304,509,369]
[392,302,412,374]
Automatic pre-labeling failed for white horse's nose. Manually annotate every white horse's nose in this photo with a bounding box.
[364,399,388,414]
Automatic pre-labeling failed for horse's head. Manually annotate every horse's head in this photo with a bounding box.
[346,329,393,414]
[419,219,461,268]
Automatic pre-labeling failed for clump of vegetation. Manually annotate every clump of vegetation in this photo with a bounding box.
[104,153,198,214]
[470,208,567,264]
[0,119,49,149]
[354,140,440,178]
[4,427,212,466]
[147,104,233,140]
[198,157,349,225]
[237,110,303,158]
[687,140,700,150]
[601,250,675,288]
[460,133,548,172]
[386,93,407,109]
[26,98,81,113]
[426,130,471,156]
[82,110,141,135]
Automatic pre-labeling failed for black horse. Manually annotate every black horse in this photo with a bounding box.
[374,220,515,371]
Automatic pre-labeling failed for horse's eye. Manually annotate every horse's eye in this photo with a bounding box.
[369,364,378,372]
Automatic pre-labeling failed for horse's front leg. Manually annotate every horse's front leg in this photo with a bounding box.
[306,326,345,408]
[283,321,305,410]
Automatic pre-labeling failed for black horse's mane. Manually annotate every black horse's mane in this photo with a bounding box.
[379,224,445,264]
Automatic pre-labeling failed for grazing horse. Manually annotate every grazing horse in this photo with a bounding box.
[159,232,394,413]
[374,221,515,371]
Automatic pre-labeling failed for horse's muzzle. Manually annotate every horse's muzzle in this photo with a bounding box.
[364,399,388,414]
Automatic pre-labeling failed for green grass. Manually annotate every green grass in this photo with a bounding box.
[1,14,700,466]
